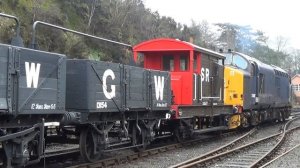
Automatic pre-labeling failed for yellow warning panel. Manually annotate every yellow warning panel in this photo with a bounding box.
[228,114,241,129]
[224,66,244,107]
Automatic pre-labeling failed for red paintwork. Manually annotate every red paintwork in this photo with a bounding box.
[133,38,194,62]
[133,38,202,118]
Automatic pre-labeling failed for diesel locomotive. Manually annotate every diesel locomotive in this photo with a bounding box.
[223,51,291,127]
[0,13,291,168]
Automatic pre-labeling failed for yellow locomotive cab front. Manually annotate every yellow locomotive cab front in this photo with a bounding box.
[224,66,244,129]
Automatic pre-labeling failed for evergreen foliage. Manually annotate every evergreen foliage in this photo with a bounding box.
[0,0,299,75]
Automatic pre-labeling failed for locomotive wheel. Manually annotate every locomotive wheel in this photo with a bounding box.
[279,111,285,122]
[80,127,102,162]
[132,125,147,152]
[241,116,249,128]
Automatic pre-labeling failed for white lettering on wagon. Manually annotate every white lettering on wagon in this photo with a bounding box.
[31,103,56,110]
[102,69,116,99]
[156,102,167,107]
[97,101,108,109]
[25,62,41,88]
[154,75,164,101]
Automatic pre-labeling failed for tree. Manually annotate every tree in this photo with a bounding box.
[275,35,288,52]
[215,23,238,50]
[86,0,98,30]
[187,20,217,49]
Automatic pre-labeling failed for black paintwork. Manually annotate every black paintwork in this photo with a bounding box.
[66,59,171,113]
[0,44,66,116]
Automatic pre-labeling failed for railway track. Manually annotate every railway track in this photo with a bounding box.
[261,120,300,167]
[22,119,293,168]
[27,145,80,168]
[169,128,257,168]
[63,130,250,168]
[32,122,281,168]
[261,144,300,168]
[171,117,300,168]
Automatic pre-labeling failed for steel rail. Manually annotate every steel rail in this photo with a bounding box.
[250,117,300,167]
[177,117,300,168]
[170,127,257,168]
[66,131,242,168]
[261,143,300,167]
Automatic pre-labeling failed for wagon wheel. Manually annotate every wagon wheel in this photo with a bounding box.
[174,128,184,143]
[80,126,103,162]
[132,125,147,152]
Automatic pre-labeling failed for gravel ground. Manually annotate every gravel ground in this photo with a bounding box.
[265,122,300,168]
[287,118,300,130]
[266,146,300,168]
[115,135,243,168]
[114,122,284,168]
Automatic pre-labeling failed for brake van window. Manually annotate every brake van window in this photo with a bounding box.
[163,56,174,71]
[180,55,188,71]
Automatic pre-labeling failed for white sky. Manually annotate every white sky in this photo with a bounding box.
[144,0,300,50]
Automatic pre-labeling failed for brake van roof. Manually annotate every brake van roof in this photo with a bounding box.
[133,38,225,59]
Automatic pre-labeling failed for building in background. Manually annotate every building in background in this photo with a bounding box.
[292,74,300,105]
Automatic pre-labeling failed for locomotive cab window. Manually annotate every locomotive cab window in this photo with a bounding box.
[163,56,174,71]
[233,54,248,70]
[225,53,248,70]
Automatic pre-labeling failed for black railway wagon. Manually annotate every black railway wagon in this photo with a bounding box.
[0,43,66,166]
[64,59,172,161]
[66,60,171,113]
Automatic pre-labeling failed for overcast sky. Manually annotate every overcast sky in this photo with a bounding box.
[144,0,300,50]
